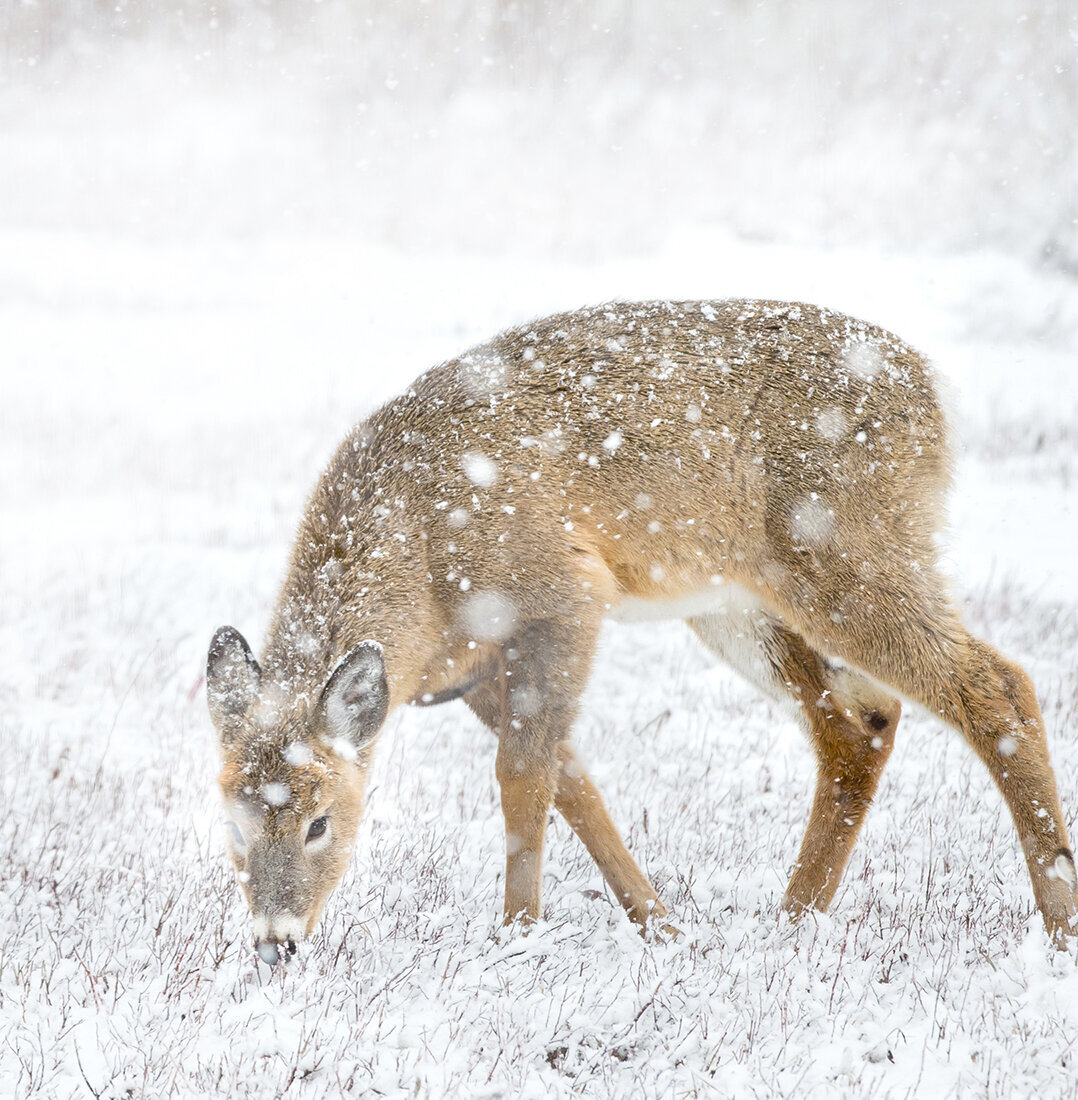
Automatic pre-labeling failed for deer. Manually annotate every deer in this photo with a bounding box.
[207,299,1078,965]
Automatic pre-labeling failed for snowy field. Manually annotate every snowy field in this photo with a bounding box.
[4,230,1078,1099]
[3,4,1078,1098]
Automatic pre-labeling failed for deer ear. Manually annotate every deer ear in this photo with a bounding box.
[319,641,388,753]
[207,626,261,728]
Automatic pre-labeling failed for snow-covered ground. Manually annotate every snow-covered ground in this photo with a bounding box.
[3,228,1078,1098]
[3,5,1078,1096]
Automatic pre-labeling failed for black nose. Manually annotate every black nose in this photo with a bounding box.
[256,940,281,966]
[255,938,298,966]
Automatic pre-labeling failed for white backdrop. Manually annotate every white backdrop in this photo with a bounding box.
[3,1,1075,263]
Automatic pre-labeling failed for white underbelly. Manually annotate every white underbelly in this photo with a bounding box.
[608,580,765,623]
[609,580,803,716]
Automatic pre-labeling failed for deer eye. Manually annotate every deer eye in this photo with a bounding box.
[306,816,329,843]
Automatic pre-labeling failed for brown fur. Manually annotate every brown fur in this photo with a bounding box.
[208,299,1077,955]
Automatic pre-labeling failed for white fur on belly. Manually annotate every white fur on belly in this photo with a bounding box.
[608,580,763,624]
[611,581,802,719]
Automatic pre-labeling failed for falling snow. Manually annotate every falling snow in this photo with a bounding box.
[284,742,314,767]
[459,590,518,643]
[261,781,291,808]
[461,452,498,488]
[842,339,885,381]
[790,494,836,547]
[3,6,1078,1097]
[815,405,849,441]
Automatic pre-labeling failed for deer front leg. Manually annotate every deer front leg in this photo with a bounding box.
[496,738,559,924]
[486,616,601,925]
[554,742,668,929]
[466,669,666,929]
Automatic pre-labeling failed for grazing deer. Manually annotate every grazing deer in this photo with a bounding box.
[207,300,1077,964]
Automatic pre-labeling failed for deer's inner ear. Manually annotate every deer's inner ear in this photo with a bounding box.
[319,641,388,751]
[207,626,261,729]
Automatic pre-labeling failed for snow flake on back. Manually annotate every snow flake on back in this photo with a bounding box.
[458,353,508,397]
[790,493,835,547]
[461,452,498,488]
[842,339,885,380]
[814,406,848,441]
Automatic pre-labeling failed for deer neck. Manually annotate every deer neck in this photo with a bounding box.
[260,477,437,711]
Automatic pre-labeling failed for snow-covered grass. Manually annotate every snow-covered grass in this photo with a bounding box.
[2,227,1078,1098]
[3,4,1078,1090]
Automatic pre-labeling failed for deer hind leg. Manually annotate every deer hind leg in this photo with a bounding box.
[781,578,1078,942]
[689,603,901,915]
[780,655,899,913]
[464,647,665,930]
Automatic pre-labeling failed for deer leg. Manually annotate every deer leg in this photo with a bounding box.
[463,681,553,923]
[951,640,1078,939]
[495,735,558,924]
[467,616,607,926]
[553,742,668,929]
[780,659,899,913]
[690,608,901,915]
[463,615,666,929]
[783,579,1078,943]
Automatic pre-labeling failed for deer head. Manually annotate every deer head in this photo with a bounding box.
[206,626,388,964]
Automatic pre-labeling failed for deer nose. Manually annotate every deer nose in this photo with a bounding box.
[255,936,297,966]
[252,913,306,965]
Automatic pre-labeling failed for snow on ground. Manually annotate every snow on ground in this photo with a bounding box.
[3,5,1078,1094]
[3,228,1078,1099]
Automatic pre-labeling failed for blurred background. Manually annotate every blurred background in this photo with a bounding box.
[3,0,1075,266]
